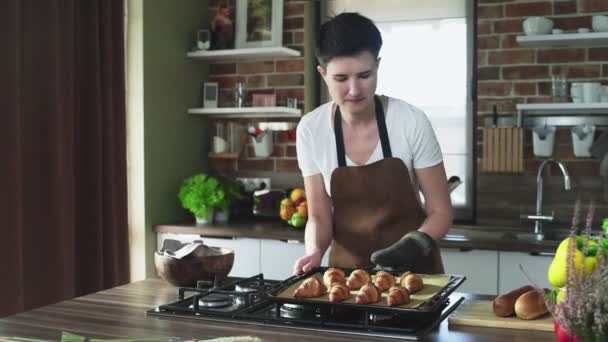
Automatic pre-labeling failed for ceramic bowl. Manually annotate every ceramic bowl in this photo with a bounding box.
[592,15,608,32]
[523,17,554,35]
[155,245,234,287]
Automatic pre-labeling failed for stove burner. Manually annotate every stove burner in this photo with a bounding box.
[197,294,233,308]
[235,284,257,293]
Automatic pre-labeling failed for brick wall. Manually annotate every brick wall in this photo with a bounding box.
[477,0,608,177]
[207,0,306,174]
[476,0,608,225]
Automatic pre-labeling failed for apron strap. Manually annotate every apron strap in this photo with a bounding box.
[334,95,392,167]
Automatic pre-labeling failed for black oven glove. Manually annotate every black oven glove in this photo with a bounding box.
[370,231,434,269]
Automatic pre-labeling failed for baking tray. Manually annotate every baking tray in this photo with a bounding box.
[265,267,465,314]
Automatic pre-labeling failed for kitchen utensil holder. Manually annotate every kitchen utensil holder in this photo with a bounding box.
[532,125,556,157]
[571,124,595,158]
[252,133,273,158]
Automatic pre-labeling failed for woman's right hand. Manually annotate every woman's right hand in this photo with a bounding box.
[293,250,322,275]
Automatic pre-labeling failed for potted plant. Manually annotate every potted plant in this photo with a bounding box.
[214,177,245,223]
[178,174,226,224]
[544,201,608,342]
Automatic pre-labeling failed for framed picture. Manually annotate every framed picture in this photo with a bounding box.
[210,2,234,50]
[203,82,218,108]
[235,0,283,49]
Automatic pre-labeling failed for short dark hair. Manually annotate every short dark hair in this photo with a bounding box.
[316,12,382,68]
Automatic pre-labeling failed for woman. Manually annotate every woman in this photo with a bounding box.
[293,12,453,274]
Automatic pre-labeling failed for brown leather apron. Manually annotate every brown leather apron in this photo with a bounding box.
[328,96,444,274]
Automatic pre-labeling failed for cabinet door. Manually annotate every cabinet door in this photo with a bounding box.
[201,237,261,278]
[260,240,330,280]
[441,248,498,295]
[498,251,552,294]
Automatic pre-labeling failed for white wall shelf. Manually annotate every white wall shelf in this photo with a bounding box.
[516,32,608,47]
[188,106,302,119]
[516,103,608,115]
[187,47,301,61]
[516,103,608,127]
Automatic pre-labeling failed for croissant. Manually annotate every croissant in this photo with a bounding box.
[356,283,381,304]
[323,268,346,287]
[328,282,350,302]
[399,273,423,293]
[373,271,396,292]
[387,286,411,306]
[346,269,371,289]
[293,277,327,298]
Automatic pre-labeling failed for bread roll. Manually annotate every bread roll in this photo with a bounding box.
[347,269,371,289]
[293,277,326,298]
[355,283,381,304]
[399,273,423,293]
[514,289,549,320]
[387,286,410,306]
[323,268,345,288]
[493,285,535,317]
[373,271,396,292]
[328,282,350,302]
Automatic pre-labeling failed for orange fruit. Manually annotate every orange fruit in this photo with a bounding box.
[297,201,307,218]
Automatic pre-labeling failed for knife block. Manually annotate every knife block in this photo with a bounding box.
[480,127,524,173]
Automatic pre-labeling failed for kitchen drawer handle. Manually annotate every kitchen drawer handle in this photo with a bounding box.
[529,252,555,257]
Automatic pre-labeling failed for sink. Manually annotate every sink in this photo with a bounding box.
[505,231,572,242]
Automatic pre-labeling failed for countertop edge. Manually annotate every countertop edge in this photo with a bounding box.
[155,221,561,253]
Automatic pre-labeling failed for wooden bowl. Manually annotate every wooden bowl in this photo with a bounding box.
[154,246,234,287]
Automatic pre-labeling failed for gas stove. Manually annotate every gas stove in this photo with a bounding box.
[147,272,465,340]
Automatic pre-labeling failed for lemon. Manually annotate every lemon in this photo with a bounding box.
[548,248,584,288]
[584,256,597,276]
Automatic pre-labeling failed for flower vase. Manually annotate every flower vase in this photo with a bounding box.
[195,208,214,225]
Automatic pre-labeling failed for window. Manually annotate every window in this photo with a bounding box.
[323,1,474,220]
[375,18,469,210]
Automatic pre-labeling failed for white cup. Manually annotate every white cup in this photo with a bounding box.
[213,136,228,153]
[571,83,584,103]
[532,125,556,157]
[582,82,602,103]
[251,133,273,158]
[571,124,596,158]
[601,85,608,102]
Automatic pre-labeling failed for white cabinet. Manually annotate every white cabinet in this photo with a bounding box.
[260,240,330,280]
[498,251,552,294]
[441,248,499,295]
[201,237,262,278]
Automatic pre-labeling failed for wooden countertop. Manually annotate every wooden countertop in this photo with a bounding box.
[0,279,556,341]
[155,220,562,253]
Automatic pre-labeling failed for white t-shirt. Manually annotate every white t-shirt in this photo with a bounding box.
[296,96,443,198]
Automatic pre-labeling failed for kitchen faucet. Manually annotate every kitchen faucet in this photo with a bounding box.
[520,159,571,240]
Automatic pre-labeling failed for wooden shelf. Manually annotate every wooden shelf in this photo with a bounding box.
[208,152,240,159]
[516,32,608,47]
[188,106,302,118]
[187,46,301,61]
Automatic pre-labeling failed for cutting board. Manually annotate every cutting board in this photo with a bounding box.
[448,300,554,331]
[480,127,523,173]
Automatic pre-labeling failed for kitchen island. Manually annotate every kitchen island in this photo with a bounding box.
[0,279,555,341]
